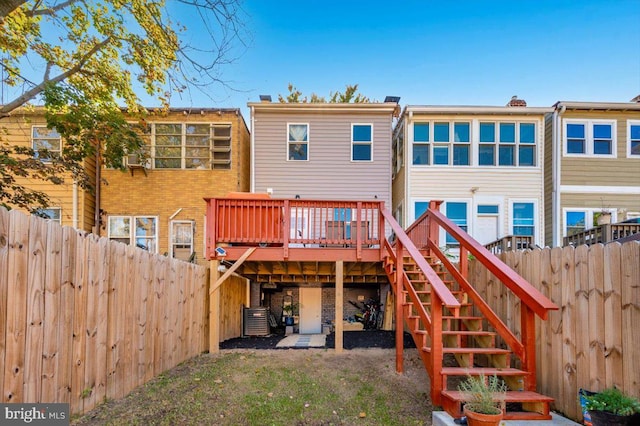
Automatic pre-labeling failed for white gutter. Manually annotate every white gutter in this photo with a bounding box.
[72,182,78,229]
[250,105,255,192]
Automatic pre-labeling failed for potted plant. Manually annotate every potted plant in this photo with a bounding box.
[457,374,507,426]
[582,387,640,426]
[282,302,298,326]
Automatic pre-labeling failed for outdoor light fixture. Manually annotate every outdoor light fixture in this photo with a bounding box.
[295,194,301,199]
[259,95,272,102]
[215,246,227,257]
[384,96,401,103]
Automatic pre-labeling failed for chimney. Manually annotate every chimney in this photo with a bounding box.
[507,95,527,107]
[631,94,640,103]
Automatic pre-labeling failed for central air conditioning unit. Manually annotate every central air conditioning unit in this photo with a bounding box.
[243,307,270,336]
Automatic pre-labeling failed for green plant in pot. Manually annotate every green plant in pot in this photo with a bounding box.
[582,387,640,426]
[282,303,298,326]
[457,374,506,426]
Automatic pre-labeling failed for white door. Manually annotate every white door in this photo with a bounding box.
[299,287,322,334]
[475,215,499,245]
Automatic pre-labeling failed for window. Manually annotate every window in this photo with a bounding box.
[564,120,616,157]
[108,216,158,252]
[153,123,232,169]
[352,124,372,161]
[628,121,640,157]
[35,207,61,224]
[512,202,534,236]
[334,208,352,238]
[412,121,470,166]
[565,211,586,236]
[32,126,61,161]
[414,201,430,222]
[479,121,535,166]
[445,202,468,246]
[392,123,404,175]
[412,123,429,165]
[288,123,308,161]
[171,220,194,261]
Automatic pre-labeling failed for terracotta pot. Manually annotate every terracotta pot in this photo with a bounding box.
[463,406,503,426]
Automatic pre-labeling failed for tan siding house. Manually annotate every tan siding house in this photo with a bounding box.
[1,108,96,231]
[100,108,250,265]
[393,101,552,247]
[249,101,398,211]
[544,101,640,247]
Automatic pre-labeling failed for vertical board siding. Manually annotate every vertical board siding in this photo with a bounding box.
[0,207,208,416]
[469,241,640,422]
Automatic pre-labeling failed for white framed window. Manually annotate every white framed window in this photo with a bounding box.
[152,122,232,169]
[108,216,158,253]
[35,207,61,224]
[411,121,471,166]
[628,120,640,157]
[413,200,431,223]
[563,208,619,237]
[445,201,469,246]
[479,121,536,166]
[32,126,61,161]
[170,220,194,261]
[564,119,617,157]
[509,200,538,242]
[352,123,372,161]
[392,122,405,175]
[287,123,309,161]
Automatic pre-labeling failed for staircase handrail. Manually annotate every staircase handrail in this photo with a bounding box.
[380,208,461,310]
[425,208,557,320]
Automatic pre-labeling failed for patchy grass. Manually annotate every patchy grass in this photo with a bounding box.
[73,349,433,425]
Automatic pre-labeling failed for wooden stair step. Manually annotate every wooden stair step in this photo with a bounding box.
[423,347,511,355]
[414,330,495,337]
[441,390,553,420]
[441,367,530,377]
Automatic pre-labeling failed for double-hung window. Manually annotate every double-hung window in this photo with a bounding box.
[413,121,469,166]
[479,122,536,166]
[153,123,232,169]
[108,216,158,253]
[352,124,372,161]
[445,202,468,246]
[564,120,616,157]
[288,123,308,161]
[563,208,618,236]
[171,220,194,261]
[512,202,535,237]
[412,123,429,165]
[32,126,61,161]
[628,121,640,157]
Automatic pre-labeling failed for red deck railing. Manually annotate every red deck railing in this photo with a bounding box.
[406,200,558,392]
[204,197,383,259]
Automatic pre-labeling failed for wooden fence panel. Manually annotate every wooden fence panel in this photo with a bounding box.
[621,242,640,399]
[0,207,11,402]
[57,226,76,404]
[4,210,30,403]
[469,241,640,422]
[71,233,89,414]
[41,221,62,403]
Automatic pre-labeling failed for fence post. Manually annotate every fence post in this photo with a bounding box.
[395,241,404,374]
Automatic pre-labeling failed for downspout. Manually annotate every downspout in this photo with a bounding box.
[406,110,412,227]
[250,105,255,192]
[552,105,564,247]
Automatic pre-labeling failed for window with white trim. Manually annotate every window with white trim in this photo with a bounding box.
[628,120,640,157]
[445,201,468,246]
[352,124,372,161]
[479,122,536,166]
[288,123,308,161]
[564,120,616,157]
[152,123,232,169]
[32,126,61,161]
[563,208,618,236]
[392,122,404,175]
[171,220,194,261]
[108,216,158,252]
[35,207,61,224]
[512,202,535,237]
[412,121,470,166]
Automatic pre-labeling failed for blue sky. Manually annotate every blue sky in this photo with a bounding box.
[179,0,639,118]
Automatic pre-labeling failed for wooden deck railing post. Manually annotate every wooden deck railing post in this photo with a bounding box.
[430,292,444,405]
[283,200,290,259]
[520,304,536,391]
[460,246,468,281]
[356,201,363,260]
[395,240,404,374]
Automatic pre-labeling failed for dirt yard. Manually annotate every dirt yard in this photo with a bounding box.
[72,347,434,425]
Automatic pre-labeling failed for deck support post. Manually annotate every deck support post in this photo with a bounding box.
[335,260,344,353]
[209,259,220,353]
[395,241,404,373]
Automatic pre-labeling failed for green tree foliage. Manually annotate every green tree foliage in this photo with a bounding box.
[0,0,245,212]
[278,83,371,103]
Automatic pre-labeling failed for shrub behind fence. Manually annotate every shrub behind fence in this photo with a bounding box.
[0,207,208,415]
[470,242,640,421]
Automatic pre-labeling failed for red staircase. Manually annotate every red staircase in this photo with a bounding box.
[380,201,558,421]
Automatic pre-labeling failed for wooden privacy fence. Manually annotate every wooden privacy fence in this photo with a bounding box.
[0,207,208,416]
[469,241,640,422]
